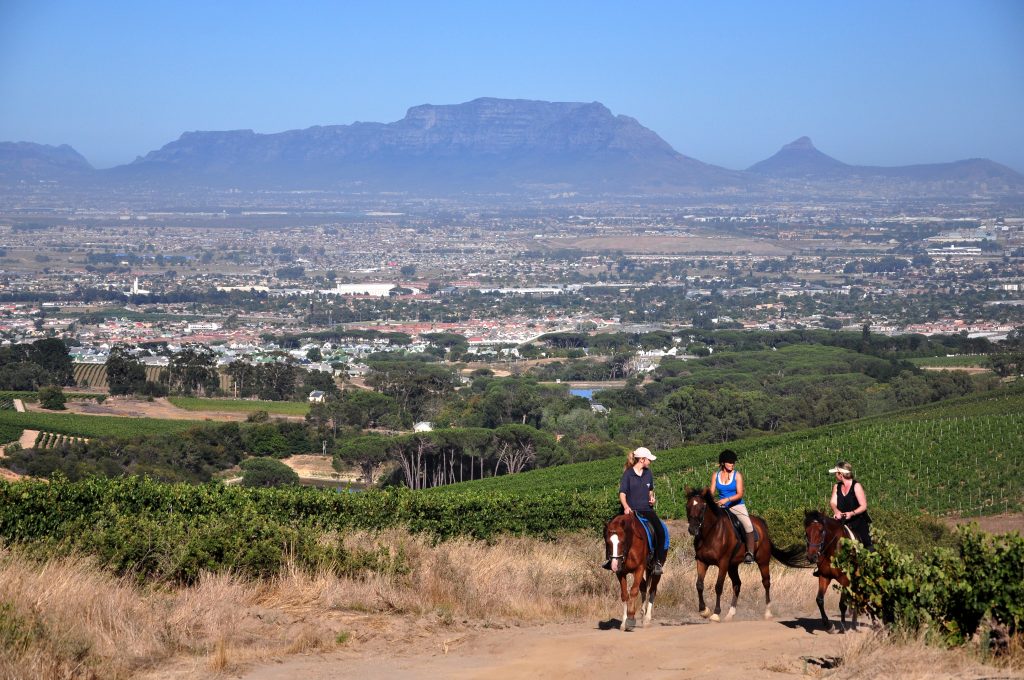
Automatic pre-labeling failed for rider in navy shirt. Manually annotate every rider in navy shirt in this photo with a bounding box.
[617,447,668,575]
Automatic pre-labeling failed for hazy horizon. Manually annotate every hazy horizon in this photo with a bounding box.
[2,1,1022,172]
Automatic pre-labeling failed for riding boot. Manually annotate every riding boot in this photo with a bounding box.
[743,532,756,563]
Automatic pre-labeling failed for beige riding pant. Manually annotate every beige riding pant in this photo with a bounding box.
[728,504,754,533]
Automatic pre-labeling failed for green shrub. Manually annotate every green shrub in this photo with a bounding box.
[38,386,66,411]
[836,526,1024,645]
[239,457,299,487]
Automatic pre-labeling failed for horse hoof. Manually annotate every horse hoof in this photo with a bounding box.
[710,613,720,623]
[699,608,712,619]
[625,618,636,631]
[764,609,774,621]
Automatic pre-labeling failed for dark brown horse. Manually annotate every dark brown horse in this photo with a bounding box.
[686,488,805,622]
[604,512,662,630]
[804,510,869,633]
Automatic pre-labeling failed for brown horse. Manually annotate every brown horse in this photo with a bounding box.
[604,512,663,631]
[804,510,869,633]
[686,488,805,622]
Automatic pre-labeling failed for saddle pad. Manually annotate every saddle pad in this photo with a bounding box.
[636,516,670,552]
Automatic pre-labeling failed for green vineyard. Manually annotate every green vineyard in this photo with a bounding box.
[0,410,203,439]
[73,363,234,392]
[434,389,1024,520]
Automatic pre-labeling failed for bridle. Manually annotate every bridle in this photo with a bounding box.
[607,516,633,573]
[806,518,841,560]
[688,496,709,546]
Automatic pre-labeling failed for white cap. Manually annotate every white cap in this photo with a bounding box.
[633,447,657,461]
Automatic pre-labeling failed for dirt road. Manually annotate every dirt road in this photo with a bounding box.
[241,618,849,680]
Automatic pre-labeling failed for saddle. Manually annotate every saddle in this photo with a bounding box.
[635,515,670,555]
[726,511,758,543]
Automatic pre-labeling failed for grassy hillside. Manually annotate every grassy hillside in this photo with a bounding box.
[433,389,1024,520]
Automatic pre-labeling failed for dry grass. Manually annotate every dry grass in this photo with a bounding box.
[0,532,1018,679]
[830,629,1024,679]
[0,550,169,679]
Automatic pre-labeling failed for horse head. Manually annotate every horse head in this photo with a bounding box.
[804,510,831,563]
[685,487,714,537]
[604,514,633,573]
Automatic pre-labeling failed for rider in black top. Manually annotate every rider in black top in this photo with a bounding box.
[829,460,873,550]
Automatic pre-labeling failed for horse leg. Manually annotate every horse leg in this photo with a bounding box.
[838,590,849,634]
[816,576,833,633]
[618,573,630,631]
[710,563,728,622]
[638,573,649,623]
[696,560,712,618]
[624,568,642,631]
[724,564,741,621]
[643,574,660,626]
[759,553,773,620]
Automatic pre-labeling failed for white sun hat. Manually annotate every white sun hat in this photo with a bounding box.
[633,446,657,461]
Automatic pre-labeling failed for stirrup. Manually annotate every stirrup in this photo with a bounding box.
[743,552,756,564]
[651,561,663,575]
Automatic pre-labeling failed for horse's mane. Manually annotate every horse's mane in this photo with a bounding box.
[804,509,829,527]
[686,487,725,517]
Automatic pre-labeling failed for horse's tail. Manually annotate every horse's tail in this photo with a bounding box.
[770,543,813,568]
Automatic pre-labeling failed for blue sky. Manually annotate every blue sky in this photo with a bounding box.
[2,1,1022,171]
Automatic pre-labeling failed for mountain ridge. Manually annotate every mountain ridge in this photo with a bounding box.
[749,136,1022,188]
[2,99,1022,199]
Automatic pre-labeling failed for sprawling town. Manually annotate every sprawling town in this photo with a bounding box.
[2,203,1022,373]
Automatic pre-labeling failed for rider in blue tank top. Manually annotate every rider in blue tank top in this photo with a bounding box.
[715,468,743,509]
[711,449,757,563]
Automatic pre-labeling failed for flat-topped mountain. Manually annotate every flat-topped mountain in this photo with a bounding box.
[113,98,745,193]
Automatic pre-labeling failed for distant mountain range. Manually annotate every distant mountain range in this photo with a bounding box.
[2,98,1022,202]
[747,136,1019,186]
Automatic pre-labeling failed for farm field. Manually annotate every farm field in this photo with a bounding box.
[909,355,992,368]
[73,362,234,392]
[168,396,310,416]
[435,389,1024,520]
[0,409,204,440]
